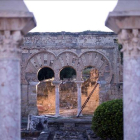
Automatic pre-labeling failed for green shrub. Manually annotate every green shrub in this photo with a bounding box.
[92,99,123,140]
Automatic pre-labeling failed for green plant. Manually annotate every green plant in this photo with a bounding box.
[92,99,123,140]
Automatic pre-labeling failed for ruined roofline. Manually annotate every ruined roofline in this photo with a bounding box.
[26,31,116,36]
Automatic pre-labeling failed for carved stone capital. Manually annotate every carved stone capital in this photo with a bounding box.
[118,29,140,57]
[75,81,84,88]
[0,30,23,60]
[52,81,61,87]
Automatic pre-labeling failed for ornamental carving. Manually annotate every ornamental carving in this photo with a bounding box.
[0,31,23,60]
[118,29,140,57]
[24,50,112,84]
[25,51,56,82]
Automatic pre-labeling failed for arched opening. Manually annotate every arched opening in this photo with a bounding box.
[38,67,54,81]
[59,66,77,116]
[81,66,99,115]
[60,66,76,80]
[37,67,55,115]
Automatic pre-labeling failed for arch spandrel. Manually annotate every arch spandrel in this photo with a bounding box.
[79,51,113,84]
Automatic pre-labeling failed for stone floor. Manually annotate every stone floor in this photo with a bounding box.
[21,116,101,140]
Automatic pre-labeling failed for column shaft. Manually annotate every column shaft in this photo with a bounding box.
[55,85,60,116]
[77,85,82,115]
[0,59,20,140]
[123,57,140,139]
[76,81,83,116]
[119,29,140,140]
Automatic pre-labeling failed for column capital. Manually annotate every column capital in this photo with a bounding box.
[118,29,140,57]
[0,1,36,60]
[29,81,38,86]
[75,81,84,87]
[52,81,61,87]
[0,31,23,60]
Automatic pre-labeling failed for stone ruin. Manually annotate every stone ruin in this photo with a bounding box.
[1,1,140,139]
[21,31,123,117]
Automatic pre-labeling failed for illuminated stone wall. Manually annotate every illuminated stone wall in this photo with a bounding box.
[21,31,123,116]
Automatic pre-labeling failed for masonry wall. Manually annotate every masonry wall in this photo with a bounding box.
[20,31,123,117]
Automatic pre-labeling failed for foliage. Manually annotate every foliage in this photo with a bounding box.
[92,99,123,140]
[83,68,91,75]
[82,66,94,81]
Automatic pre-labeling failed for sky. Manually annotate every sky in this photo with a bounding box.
[24,1,118,33]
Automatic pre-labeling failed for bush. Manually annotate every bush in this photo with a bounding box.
[92,99,123,140]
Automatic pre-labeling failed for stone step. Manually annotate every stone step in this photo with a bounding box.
[53,131,88,140]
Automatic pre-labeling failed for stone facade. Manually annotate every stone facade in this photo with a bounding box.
[21,31,123,117]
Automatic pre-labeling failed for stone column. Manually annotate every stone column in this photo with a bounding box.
[76,81,83,116]
[0,31,23,140]
[28,82,38,115]
[119,29,140,140]
[53,81,61,117]
[105,1,140,139]
[97,80,107,104]
[0,1,36,140]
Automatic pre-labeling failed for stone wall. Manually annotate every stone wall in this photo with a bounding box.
[21,31,123,117]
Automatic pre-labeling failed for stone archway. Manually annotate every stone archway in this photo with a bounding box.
[53,51,79,81]
[24,51,56,115]
[53,51,80,116]
[23,50,112,116]
[25,51,56,81]
[81,67,100,115]
[37,67,55,115]
[59,66,77,116]
[79,51,113,104]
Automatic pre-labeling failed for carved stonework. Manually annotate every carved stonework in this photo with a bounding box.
[119,29,140,57]
[0,31,23,60]
[79,51,112,83]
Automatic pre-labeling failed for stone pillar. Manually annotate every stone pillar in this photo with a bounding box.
[97,80,107,104]
[28,82,38,115]
[76,81,83,116]
[105,1,140,139]
[53,81,61,117]
[119,29,140,140]
[0,1,36,140]
[21,84,28,116]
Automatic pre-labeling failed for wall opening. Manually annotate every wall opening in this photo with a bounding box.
[37,67,55,115]
[38,67,54,81]
[81,66,99,115]
[60,66,76,81]
[59,66,77,116]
